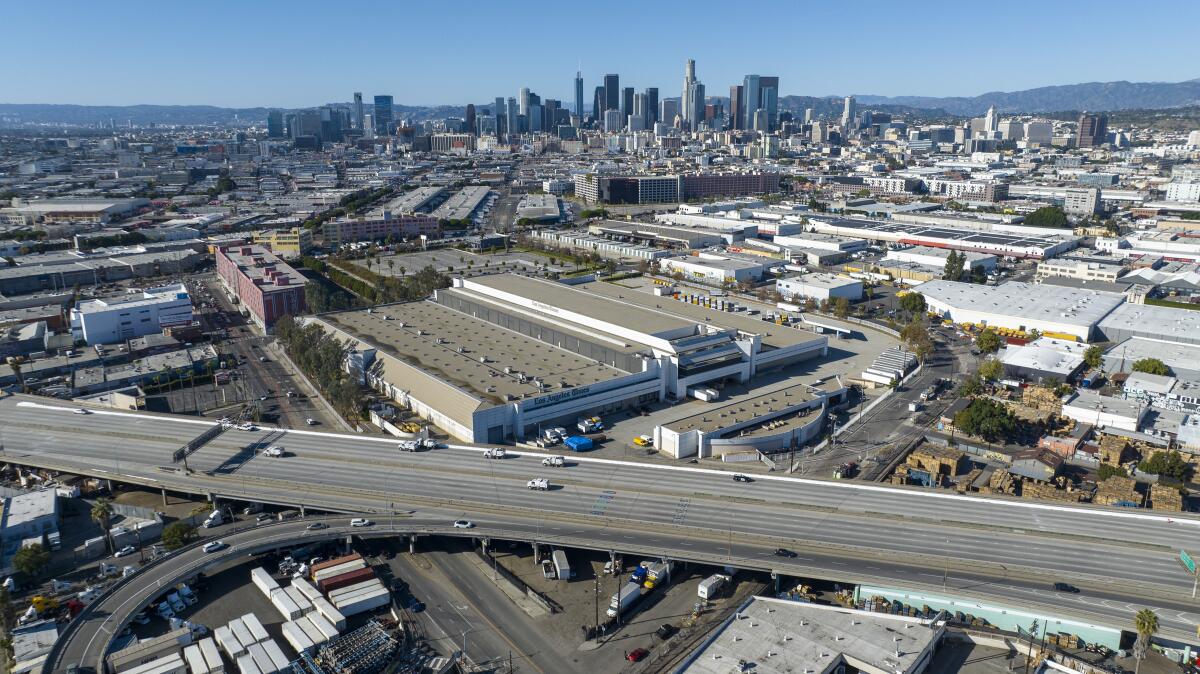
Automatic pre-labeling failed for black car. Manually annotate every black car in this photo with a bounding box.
[656,624,676,640]
[774,548,797,558]
[732,474,753,483]
[1053,582,1080,593]
[408,600,425,613]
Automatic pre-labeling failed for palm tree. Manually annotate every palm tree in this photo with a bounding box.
[91,498,114,553]
[6,356,26,393]
[1133,609,1158,674]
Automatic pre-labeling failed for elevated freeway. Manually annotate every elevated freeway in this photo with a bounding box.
[1,394,1197,665]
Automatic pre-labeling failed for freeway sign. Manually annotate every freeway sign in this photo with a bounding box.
[1183,549,1196,575]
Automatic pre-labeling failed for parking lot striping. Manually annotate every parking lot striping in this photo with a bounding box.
[20,400,1200,529]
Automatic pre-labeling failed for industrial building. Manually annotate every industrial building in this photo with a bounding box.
[810,216,1077,259]
[216,244,307,331]
[0,246,205,296]
[69,283,194,345]
[659,252,772,285]
[0,198,150,227]
[677,596,944,674]
[321,214,439,246]
[430,186,492,222]
[773,233,867,253]
[307,274,828,445]
[573,172,780,205]
[916,280,1126,341]
[776,273,863,302]
[884,245,997,274]
[1000,337,1088,383]
[514,194,562,222]
[1036,258,1125,283]
[589,220,741,248]
[252,227,312,258]
[532,229,673,261]
[1096,303,1200,346]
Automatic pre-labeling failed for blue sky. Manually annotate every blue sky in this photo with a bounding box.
[7,0,1199,108]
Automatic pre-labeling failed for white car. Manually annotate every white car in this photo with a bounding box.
[527,478,550,491]
[261,446,285,458]
[482,448,506,459]
[73,408,90,415]
[305,418,317,426]
[237,422,256,431]
[452,520,475,529]
[114,545,136,558]
[202,541,226,553]
[349,518,373,527]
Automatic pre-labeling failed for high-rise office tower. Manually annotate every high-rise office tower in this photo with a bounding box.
[804,108,813,124]
[759,76,779,130]
[728,85,744,130]
[742,75,760,130]
[593,86,604,123]
[362,113,375,139]
[519,88,530,117]
[621,87,634,123]
[984,105,998,133]
[465,104,476,136]
[528,103,543,132]
[373,95,394,136]
[1076,112,1108,147]
[841,96,856,129]
[352,92,364,131]
[681,59,705,130]
[267,110,284,138]
[604,109,623,133]
[506,97,519,137]
[645,88,659,126]
[661,99,680,126]
[574,71,584,126]
[633,93,647,128]
[604,74,620,111]
[494,97,505,139]
[544,99,560,132]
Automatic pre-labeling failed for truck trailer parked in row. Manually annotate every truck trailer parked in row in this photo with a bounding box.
[606,581,644,618]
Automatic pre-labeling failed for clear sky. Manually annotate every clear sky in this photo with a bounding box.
[7,0,1199,108]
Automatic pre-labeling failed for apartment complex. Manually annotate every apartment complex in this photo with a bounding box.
[215,244,307,330]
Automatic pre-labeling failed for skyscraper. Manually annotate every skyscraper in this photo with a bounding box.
[681,59,704,130]
[804,108,813,124]
[645,88,659,127]
[267,110,284,138]
[574,71,584,126]
[984,105,998,133]
[519,88,530,117]
[742,75,760,131]
[841,96,856,129]
[759,76,779,131]
[506,97,519,138]
[633,93,647,128]
[621,87,634,124]
[728,85,744,130]
[604,74,620,112]
[1076,112,1108,147]
[494,97,505,139]
[352,92,364,131]
[593,86,604,123]
[373,95,394,136]
[661,99,680,127]
[465,104,476,136]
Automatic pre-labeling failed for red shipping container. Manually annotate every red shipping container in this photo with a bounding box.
[310,553,363,575]
[319,567,376,594]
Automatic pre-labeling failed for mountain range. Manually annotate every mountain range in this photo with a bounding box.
[2,78,1198,127]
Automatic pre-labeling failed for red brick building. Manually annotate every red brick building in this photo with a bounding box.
[216,244,307,331]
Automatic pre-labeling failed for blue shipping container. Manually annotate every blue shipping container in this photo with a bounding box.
[564,436,593,452]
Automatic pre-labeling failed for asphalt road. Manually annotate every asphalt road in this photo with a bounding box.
[5,394,1199,658]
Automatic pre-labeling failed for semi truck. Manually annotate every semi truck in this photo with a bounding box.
[551,549,572,580]
[643,561,671,589]
[629,563,648,585]
[606,581,644,618]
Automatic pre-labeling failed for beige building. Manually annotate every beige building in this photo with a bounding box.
[252,227,312,258]
[1035,258,1124,283]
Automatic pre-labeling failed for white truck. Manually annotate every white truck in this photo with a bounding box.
[203,510,224,528]
[483,447,506,459]
[398,439,436,452]
[261,446,285,458]
[527,478,550,491]
[697,574,730,600]
[606,581,643,618]
[576,416,603,434]
[551,549,572,580]
[541,455,565,467]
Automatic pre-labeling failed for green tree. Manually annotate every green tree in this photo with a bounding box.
[1083,345,1104,369]
[12,544,50,578]
[91,497,114,553]
[970,266,988,284]
[1137,451,1191,482]
[1025,205,1068,229]
[162,521,197,551]
[1131,358,1170,376]
[1097,463,1127,480]
[900,319,935,362]
[899,292,926,316]
[979,358,1004,381]
[1133,609,1159,674]
[975,328,1001,354]
[942,250,965,281]
[834,296,850,319]
[953,398,1016,442]
[959,374,983,397]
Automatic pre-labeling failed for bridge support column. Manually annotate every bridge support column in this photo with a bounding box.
[409,535,417,554]
[299,505,306,517]
[532,542,540,566]
[772,572,780,593]
[161,488,168,506]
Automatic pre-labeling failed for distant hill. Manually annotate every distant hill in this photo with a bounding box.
[853,79,1200,116]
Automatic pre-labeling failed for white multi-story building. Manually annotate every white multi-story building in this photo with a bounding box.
[1165,181,1200,203]
[1035,258,1125,283]
[70,283,193,345]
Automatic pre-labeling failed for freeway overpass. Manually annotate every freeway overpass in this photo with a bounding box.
[1,394,1197,657]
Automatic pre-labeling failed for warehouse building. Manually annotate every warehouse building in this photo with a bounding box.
[1000,337,1088,384]
[776,273,863,302]
[589,220,736,248]
[69,283,194,345]
[659,252,772,285]
[916,280,1126,341]
[1096,303,1200,346]
[532,229,672,261]
[216,244,307,330]
[810,216,1077,259]
[308,274,827,444]
[884,245,997,274]
[773,232,867,253]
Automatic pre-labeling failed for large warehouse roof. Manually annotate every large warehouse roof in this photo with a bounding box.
[317,300,629,408]
[916,280,1125,333]
[1097,303,1200,346]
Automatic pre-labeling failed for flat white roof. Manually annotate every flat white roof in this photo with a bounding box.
[916,280,1125,331]
[1000,338,1087,376]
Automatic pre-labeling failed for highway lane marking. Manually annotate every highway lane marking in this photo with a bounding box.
[17,399,1200,529]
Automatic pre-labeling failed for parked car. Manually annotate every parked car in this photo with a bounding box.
[626,648,649,662]
[114,545,136,558]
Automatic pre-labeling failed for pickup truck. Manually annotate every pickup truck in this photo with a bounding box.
[483,448,506,459]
